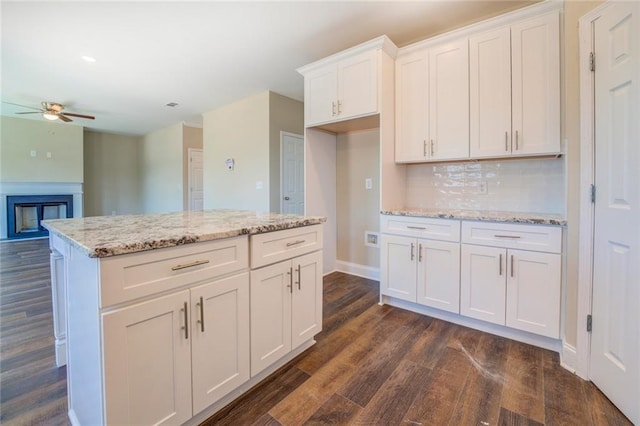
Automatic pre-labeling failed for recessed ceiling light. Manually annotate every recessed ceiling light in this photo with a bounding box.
[166,102,179,107]
[81,56,97,63]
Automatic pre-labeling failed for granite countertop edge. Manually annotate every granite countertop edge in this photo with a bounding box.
[380,209,567,226]
[43,211,327,259]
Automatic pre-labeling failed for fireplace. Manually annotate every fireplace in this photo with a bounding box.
[6,195,73,239]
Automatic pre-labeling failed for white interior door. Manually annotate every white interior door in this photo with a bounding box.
[590,2,639,424]
[188,148,204,211]
[281,133,304,215]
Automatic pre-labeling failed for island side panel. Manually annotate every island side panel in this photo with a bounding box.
[49,233,68,367]
[66,243,104,426]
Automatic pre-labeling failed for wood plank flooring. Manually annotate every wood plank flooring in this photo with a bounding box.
[0,238,631,425]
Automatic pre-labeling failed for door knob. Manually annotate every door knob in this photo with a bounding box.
[284,196,290,200]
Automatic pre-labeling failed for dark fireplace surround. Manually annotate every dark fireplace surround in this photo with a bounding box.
[6,195,73,240]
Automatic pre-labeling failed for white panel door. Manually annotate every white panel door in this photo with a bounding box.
[281,133,304,215]
[511,13,560,155]
[395,49,429,162]
[380,234,417,302]
[291,251,323,349]
[250,261,292,376]
[470,27,513,158]
[338,50,377,120]
[505,249,560,338]
[591,2,639,424]
[460,244,506,325]
[429,37,470,160]
[191,273,250,414]
[102,290,192,426]
[417,239,460,313]
[305,65,338,126]
[188,148,204,211]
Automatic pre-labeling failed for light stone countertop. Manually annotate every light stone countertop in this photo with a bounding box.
[380,208,566,226]
[42,209,327,258]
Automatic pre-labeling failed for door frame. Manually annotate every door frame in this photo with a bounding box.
[187,148,203,211]
[279,131,304,214]
[576,0,620,380]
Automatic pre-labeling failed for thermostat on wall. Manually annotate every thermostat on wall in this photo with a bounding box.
[225,158,234,171]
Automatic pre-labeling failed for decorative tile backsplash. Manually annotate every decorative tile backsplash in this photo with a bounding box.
[405,157,565,214]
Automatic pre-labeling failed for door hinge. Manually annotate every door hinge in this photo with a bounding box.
[589,52,595,72]
[591,184,596,203]
[587,314,593,332]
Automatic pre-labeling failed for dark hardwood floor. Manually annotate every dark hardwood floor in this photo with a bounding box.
[0,238,631,425]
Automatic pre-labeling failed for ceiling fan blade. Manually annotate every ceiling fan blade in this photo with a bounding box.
[62,112,95,120]
[16,111,42,114]
[3,101,42,111]
[57,114,72,123]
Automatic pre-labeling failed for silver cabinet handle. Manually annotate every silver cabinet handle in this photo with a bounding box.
[181,302,189,339]
[510,255,515,278]
[418,244,423,262]
[430,140,435,156]
[197,296,205,332]
[423,140,427,157]
[499,253,503,276]
[287,267,293,293]
[337,100,342,114]
[494,235,521,239]
[296,264,301,290]
[332,101,336,116]
[515,130,519,150]
[286,240,305,247]
[407,226,426,230]
[172,259,209,271]
[411,243,415,261]
[505,131,509,151]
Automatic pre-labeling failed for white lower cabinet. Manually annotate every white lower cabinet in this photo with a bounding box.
[102,273,250,425]
[250,251,323,376]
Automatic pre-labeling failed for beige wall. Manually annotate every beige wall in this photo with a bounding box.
[139,123,184,213]
[0,116,83,183]
[202,92,270,211]
[268,92,304,212]
[563,0,605,347]
[182,125,203,210]
[83,131,142,217]
[336,129,380,268]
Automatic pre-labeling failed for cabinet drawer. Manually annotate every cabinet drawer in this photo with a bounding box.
[461,221,561,253]
[100,236,249,307]
[250,225,323,269]
[381,215,460,242]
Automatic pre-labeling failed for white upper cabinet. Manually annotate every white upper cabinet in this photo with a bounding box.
[299,36,397,127]
[395,37,469,163]
[470,13,560,158]
[395,49,429,162]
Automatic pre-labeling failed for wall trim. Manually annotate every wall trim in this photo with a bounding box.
[335,260,380,281]
[560,341,578,374]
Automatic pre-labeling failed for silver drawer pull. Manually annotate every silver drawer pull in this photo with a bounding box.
[407,226,427,230]
[171,259,210,271]
[286,240,306,247]
[494,235,521,239]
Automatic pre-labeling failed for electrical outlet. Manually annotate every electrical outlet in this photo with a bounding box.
[46,152,52,159]
[256,181,263,190]
[478,181,488,194]
[30,150,37,157]
[365,178,372,190]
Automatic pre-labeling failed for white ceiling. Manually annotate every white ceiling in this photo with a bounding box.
[1,1,537,136]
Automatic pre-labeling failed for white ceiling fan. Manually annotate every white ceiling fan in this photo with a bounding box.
[5,101,95,122]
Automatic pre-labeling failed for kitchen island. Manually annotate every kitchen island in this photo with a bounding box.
[43,209,325,426]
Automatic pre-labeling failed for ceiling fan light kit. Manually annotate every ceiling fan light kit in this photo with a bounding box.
[3,100,96,123]
[43,110,58,120]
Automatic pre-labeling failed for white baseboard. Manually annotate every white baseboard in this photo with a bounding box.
[335,260,380,281]
[560,341,578,374]
[55,339,67,367]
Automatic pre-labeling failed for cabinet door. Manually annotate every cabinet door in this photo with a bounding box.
[250,261,292,376]
[511,13,560,155]
[305,65,338,126]
[380,235,417,302]
[506,249,560,338]
[429,38,470,160]
[460,244,506,325]
[417,239,460,313]
[395,49,429,162]
[102,290,192,426]
[470,27,513,158]
[338,50,378,120]
[191,273,250,414]
[291,251,323,349]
